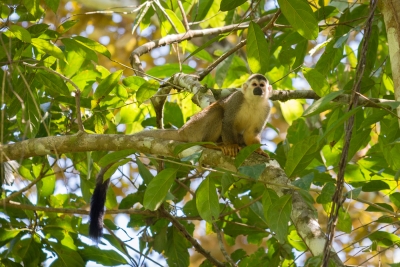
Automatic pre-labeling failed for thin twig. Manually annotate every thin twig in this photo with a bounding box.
[212,221,238,267]
[322,1,378,266]
[22,62,85,131]
[177,0,190,31]
[159,208,225,267]
[198,10,281,80]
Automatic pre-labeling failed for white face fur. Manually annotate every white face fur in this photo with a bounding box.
[243,77,273,100]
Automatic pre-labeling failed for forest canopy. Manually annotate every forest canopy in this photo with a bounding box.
[1,0,400,266]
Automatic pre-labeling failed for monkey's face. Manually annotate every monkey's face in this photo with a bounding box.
[243,75,273,100]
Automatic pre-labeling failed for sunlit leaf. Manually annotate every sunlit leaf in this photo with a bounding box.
[9,25,31,43]
[143,168,177,211]
[32,38,64,60]
[247,22,269,74]
[93,70,123,100]
[266,195,292,243]
[196,177,220,222]
[303,90,343,117]
[277,0,318,40]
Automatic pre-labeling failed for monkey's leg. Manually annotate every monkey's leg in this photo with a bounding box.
[243,131,270,158]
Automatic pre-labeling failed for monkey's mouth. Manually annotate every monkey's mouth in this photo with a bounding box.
[253,87,263,96]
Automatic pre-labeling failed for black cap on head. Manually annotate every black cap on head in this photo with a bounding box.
[248,74,267,82]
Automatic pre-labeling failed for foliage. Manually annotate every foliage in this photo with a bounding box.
[0,0,399,266]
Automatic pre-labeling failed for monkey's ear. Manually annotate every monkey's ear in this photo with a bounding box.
[242,82,248,91]
[267,85,273,97]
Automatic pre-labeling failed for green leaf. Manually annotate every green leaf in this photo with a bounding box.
[80,245,128,266]
[262,189,279,215]
[37,170,55,198]
[196,177,220,222]
[93,70,123,100]
[23,0,42,19]
[164,102,184,128]
[164,9,186,34]
[17,237,42,267]
[266,194,292,243]
[122,76,146,90]
[193,0,213,21]
[365,203,394,212]
[31,38,65,61]
[103,158,131,182]
[136,79,159,103]
[184,42,214,62]
[302,68,330,96]
[303,90,343,117]
[0,228,21,243]
[247,22,269,74]
[36,72,70,96]
[165,227,190,267]
[119,104,141,124]
[59,20,79,33]
[316,182,335,204]
[315,40,344,75]
[238,163,267,180]
[234,143,263,168]
[318,106,362,142]
[369,231,400,248]
[61,38,98,62]
[146,64,195,78]
[279,100,304,125]
[337,209,352,233]
[44,0,60,13]
[287,118,311,145]
[277,0,318,40]
[48,241,85,267]
[389,192,400,209]
[73,36,111,58]
[136,158,154,185]
[21,90,41,139]
[98,150,136,167]
[284,136,319,178]
[220,0,247,11]
[9,25,31,43]
[221,172,235,195]
[362,180,390,192]
[143,168,177,210]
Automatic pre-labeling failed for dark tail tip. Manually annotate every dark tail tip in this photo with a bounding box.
[89,180,109,242]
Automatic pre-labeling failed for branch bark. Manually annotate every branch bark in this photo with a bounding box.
[129,14,275,74]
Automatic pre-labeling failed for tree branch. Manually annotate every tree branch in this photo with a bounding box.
[129,13,276,73]
[159,208,225,267]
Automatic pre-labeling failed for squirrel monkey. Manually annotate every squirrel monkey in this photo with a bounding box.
[89,74,273,241]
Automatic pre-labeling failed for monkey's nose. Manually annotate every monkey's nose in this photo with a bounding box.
[253,87,263,95]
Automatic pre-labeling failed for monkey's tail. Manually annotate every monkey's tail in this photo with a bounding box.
[89,165,112,242]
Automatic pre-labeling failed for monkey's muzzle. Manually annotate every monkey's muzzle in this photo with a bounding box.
[253,87,263,96]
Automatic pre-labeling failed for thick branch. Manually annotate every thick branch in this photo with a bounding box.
[129,14,275,73]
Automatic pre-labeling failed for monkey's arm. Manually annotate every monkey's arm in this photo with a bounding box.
[89,164,113,242]
[220,92,243,156]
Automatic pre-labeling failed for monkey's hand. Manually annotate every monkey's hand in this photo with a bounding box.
[256,148,270,159]
[220,144,240,157]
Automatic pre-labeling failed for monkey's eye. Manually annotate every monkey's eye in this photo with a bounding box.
[260,83,265,87]
[252,83,257,86]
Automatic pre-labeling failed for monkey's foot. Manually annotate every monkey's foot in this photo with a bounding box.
[220,144,240,157]
[256,148,270,158]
